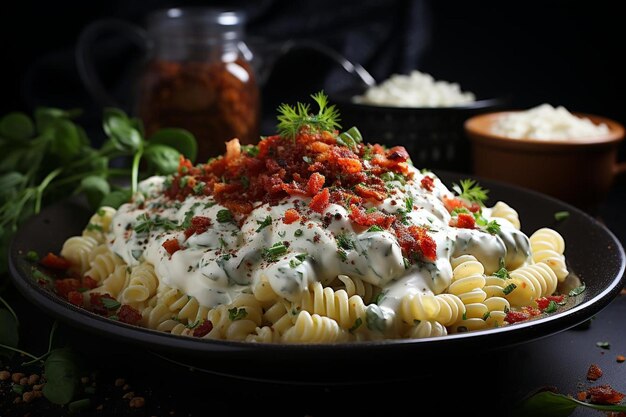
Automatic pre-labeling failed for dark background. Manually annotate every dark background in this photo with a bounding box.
[1,0,625,149]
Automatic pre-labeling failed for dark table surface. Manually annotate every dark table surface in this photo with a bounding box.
[1,181,625,417]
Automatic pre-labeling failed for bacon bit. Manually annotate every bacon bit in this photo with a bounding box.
[505,310,531,324]
[617,355,625,363]
[394,224,437,262]
[577,391,588,401]
[309,188,330,213]
[455,213,476,229]
[306,172,325,196]
[337,157,362,174]
[40,252,72,270]
[89,293,116,316]
[587,364,603,381]
[193,320,213,337]
[420,176,434,191]
[118,305,142,325]
[587,385,625,405]
[443,196,481,214]
[67,291,84,307]
[386,146,409,161]
[54,278,81,298]
[162,238,181,255]
[354,184,387,201]
[547,295,566,303]
[536,295,566,309]
[349,205,395,229]
[82,276,98,290]
[283,208,300,224]
[184,216,212,239]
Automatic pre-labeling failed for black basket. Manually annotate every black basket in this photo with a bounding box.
[331,87,508,173]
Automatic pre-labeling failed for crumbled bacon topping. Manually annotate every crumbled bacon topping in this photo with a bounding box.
[586,364,603,381]
[586,385,625,405]
[118,305,142,325]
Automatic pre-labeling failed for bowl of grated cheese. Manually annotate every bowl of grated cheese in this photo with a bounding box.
[464,104,626,211]
[331,70,507,174]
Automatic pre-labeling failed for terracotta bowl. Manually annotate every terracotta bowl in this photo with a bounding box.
[464,111,626,211]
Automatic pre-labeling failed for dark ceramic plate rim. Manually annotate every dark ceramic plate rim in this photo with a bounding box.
[8,172,625,358]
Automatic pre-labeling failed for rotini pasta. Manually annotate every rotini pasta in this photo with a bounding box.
[51,109,576,343]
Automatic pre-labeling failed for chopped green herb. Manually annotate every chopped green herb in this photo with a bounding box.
[294,229,303,237]
[367,225,384,232]
[204,201,217,209]
[336,249,348,261]
[503,283,517,295]
[186,320,200,329]
[264,242,287,261]
[451,207,471,216]
[240,176,249,189]
[85,223,103,232]
[462,311,467,321]
[134,213,178,234]
[482,312,491,321]
[228,307,248,321]
[348,317,363,333]
[242,144,259,157]
[181,210,195,229]
[596,341,611,350]
[493,267,510,280]
[96,208,106,217]
[336,233,355,250]
[216,209,233,223]
[25,250,39,262]
[569,284,586,297]
[403,257,411,269]
[365,305,386,332]
[452,179,489,205]
[544,300,558,313]
[289,253,307,268]
[372,291,387,305]
[192,181,206,195]
[405,197,413,212]
[484,220,501,235]
[365,207,378,214]
[255,216,272,232]
[101,298,121,310]
[302,155,313,164]
[554,211,570,221]
[178,176,189,189]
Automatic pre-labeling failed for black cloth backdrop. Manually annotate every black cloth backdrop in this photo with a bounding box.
[1,0,624,154]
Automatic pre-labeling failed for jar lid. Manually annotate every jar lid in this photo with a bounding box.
[146,7,246,39]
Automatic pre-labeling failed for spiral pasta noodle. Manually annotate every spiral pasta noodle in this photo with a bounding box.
[504,263,558,307]
[399,293,465,327]
[296,282,367,330]
[529,228,569,281]
[281,311,347,343]
[490,201,521,230]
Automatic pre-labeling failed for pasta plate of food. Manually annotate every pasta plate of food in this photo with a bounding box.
[8,93,625,382]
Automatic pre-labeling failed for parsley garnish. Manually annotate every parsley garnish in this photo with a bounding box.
[452,179,489,205]
[255,216,272,232]
[503,283,517,295]
[336,249,348,261]
[216,209,233,223]
[134,213,178,234]
[493,266,510,279]
[228,307,248,321]
[277,91,341,140]
[241,144,259,157]
[462,311,467,321]
[569,284,586,297]
[596,341,611,350]
[294,229,303,237]
[403,257,411,269]
[367,225,384,232]
[336,233,355,250]
[25,250,39,262]
[192,181,206,195]
[544,300,558,313]
[554,211,570,221]
[405,197,413,212]
[365,207,378,214]
[289,254,307,268]
[482,312,491,321]
[101,297,121,310]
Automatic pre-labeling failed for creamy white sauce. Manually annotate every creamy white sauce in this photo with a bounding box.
[107,167,531,328]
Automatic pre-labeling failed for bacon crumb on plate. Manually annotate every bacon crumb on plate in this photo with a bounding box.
[586,364,603,381]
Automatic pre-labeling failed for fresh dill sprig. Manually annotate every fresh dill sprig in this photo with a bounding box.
[276,91,341,139]
[452,179,489,205]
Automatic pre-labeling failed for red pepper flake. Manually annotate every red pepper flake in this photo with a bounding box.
[184,216,212,239]
[587,385,625,405]
[536,297,550,310]
[617,355,625,363]
[162,238,181,255]
[67,291,84,307]
[306,172,325,196]
[420,176,434,191]
[193,320,213,337]
[309,188,330,214]
[40,252,72,270]
[118,305,142,325]
[283,208,300,224]
[54,278,81,298]
[586,364,603,381]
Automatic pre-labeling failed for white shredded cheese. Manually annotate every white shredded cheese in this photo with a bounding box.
[353,70,476,107]
[491,103,609,140]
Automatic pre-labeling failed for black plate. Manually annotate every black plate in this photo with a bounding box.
[8,172,625,384]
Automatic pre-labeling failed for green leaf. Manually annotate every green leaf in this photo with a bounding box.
[99,189,131,209]
[144,144,181,175]
[569,284,586,297]
[0,172,26,200]
[452,179,489,205]
[42,348,81,405]
[101,297,121,310]
[0,112,34,140]
[337,126,362,151]
[80,176,110,209]
[45,118,82,161]
[511,390,626,417]
[0,309,19,358]
[34,107,81,132]
[228,307,248,321]
[554,211,570,221]
[149,128,197,163]
[103,108,142,152]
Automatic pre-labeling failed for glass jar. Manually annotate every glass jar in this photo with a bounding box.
[136,8,259,161]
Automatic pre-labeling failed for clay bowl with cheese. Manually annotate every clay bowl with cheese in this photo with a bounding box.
[464,110,625,211]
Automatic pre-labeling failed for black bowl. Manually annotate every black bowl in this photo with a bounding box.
[8,171,625,384]
[330,87,508,173]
